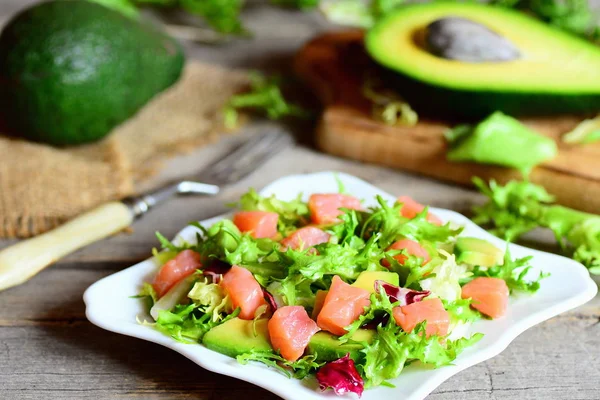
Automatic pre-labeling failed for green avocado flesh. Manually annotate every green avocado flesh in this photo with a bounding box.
[365,3,600,118]
[352,270,399,292]
[0,0,184,145]
[307,329,376,362]
[202,318,272,358]
[455,237,503,267]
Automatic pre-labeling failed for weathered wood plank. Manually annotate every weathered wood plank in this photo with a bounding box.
[0,312,598,399]
[1,1,599,400]
[0,325,279,399]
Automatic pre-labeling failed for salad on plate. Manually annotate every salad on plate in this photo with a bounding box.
[135,185,546,397]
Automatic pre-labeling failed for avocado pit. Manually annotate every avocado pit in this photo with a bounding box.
[425,17,521,62]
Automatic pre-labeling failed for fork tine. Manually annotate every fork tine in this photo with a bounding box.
[206,132,270,175]
[199,130,293,185]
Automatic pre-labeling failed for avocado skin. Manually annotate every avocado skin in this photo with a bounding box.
[0,0,185,145]
[379,66,600,119]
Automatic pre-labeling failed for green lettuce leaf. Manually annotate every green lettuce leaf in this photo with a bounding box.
[360,321,483,388]
[465,248,548,293]
[234,188,310,235]
[187,278,232,321]
[442,298,482,324]
[155,231,194,253]
[340,285,397,342]
[155,304,240,343]
[419,250,470,301]
[237,351,324,379]
[361,196,461,248]
[131,282,158,312]
[472,178,598,274]
[223,72,311,129]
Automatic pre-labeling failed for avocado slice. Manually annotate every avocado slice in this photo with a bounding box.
[352,271,399,292]
[307,329,375,362]
[455,237,503,267]
[365,3,600,118]
[0,0,184,145]
[202,318,272,358]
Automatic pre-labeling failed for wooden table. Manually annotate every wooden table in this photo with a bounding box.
[1,1,599,399]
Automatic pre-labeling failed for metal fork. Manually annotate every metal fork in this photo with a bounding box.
[0,130,294,291]
[125,130,293,217]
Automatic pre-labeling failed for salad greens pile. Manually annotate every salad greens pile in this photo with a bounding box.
[473,177,600,275]
[137,187,546,394]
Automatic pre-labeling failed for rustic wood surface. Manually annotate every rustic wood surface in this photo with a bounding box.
[1,1,599,399]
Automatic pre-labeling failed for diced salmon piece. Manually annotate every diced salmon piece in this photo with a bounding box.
[268,306,320,361]
[385,238,431,266]
[398,195,442,226]
[152,249,201,298]
[311,290,328,320]
[280,227,331,251]
[392,298,449,337]
[317,276,371,336]
[308,194,362,225]
[461,277,509,319]
[221,265,267,320]
[233,211,279,239]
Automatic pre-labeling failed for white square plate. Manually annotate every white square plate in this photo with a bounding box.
[84,172,597,400]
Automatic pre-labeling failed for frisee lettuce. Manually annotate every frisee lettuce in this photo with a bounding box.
[223,72,310,129]
[131,282,158,312]
[187,278,232,321]
[473,178,600,274]
[155,304,240,343]
[234,188,310,235]
[360,321,483,388]
[361,196,462,248]
[465,248,548,293]
[237,351,324,379]
[442,298,482,325]
[419,250,469,301]
[340,285,397,342]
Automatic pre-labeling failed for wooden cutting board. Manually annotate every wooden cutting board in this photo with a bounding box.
[294,31,600,213]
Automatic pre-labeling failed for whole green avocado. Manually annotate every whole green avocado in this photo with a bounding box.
[0,0,185,145]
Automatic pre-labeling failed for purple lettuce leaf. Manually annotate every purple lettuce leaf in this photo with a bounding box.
[202,259,231,283]
[262,288,278,312]
[316,354,364,397]
[374,280,430,306]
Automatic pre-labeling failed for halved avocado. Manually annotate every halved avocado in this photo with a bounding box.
[365,3,600,118]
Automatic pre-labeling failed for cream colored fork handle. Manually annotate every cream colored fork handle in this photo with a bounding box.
[0,202,133,291]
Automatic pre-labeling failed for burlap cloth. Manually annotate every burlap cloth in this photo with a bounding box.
[0,61,248,238]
